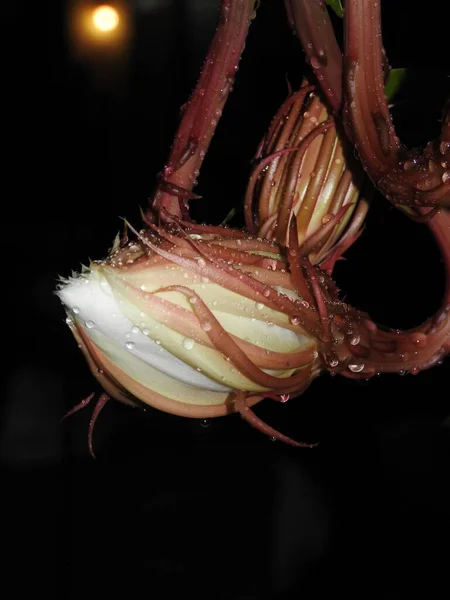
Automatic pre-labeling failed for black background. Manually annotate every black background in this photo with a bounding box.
[2,1,450,598]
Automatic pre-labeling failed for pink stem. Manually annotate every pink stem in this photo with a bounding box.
[235,393,318,448]
[342,0,450,208]
[284,0,342,113]
[149,0,256,220]
[88,393,110,459]
[343,209,450,376]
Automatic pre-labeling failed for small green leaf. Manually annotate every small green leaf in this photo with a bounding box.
[220,207,236,225]
[326,0,344,18]
[384,68,408,101]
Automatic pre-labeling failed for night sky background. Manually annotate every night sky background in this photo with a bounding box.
[2,1,450,598]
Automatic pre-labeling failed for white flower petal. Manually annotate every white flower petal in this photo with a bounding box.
[58,270,231,393]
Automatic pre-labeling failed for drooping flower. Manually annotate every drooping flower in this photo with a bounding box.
[58,221,352,450]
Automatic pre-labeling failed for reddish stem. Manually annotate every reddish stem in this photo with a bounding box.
[284,0,342,113]
[149,0,256,220]
[342,0,450,208]
[342,209,450,377]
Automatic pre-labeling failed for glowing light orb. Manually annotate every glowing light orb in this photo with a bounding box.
[92,5,119,32]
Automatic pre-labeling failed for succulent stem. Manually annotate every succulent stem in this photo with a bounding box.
[285,0,342,113]
[343,0,450,208]
[148,0,256,220]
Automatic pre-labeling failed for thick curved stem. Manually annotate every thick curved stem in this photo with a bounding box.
[148,0,256,220]
[341,209,450,377]
[285,0,342,113]
[342,0,450,208]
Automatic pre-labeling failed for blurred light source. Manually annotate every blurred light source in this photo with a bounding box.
[92,5,119,32]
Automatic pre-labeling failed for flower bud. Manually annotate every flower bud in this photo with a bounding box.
[245,84,370,266]
[58,225,322,418]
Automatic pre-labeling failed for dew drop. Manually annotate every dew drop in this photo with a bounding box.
[328,358,339,368]
[410,332,427,348]
[416,178,435,191]
[290,315,300,325]
[202,322,212,332]
[131,326,140,334]
[263,288,271,298]
[85,320,95,329]
[182,337,195,350]
[65,316,73,325]
[440,141,450,155]
[255,302,264,310]
[200,418,211,428]
[155,339,161,345]
[125,341,135,350]
[442,171,450,184]
[310,55,322,69]
[142,328,149,336]
[73,307,80,314]
[348,363,365,373]
[140,284,147,291]
[301,300,309,309]
[189,296,198,304]
[197,258,206,268]
[349,335,360,346]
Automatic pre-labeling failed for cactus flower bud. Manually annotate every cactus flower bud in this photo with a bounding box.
[58,224,324,422]
[245,84,370,267]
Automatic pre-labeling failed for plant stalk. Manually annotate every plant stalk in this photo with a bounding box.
[148,0,256,220]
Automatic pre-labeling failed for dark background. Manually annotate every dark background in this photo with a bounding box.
[2,1,450,598]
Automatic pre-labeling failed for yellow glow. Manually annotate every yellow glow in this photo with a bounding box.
[92,5,119,32]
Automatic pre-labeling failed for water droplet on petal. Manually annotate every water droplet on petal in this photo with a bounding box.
[442,171,450,184]
[200,418,211,428]
[85,320,95,329]
[65,317,73,325]
[73,307,80,314]
[290,315,300,325]
[131,326,140,334]
[182,337,195,350]
[125,341,135,350]
[202,322,212,332]
[349,335,360,346]
[255,302,264,310]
